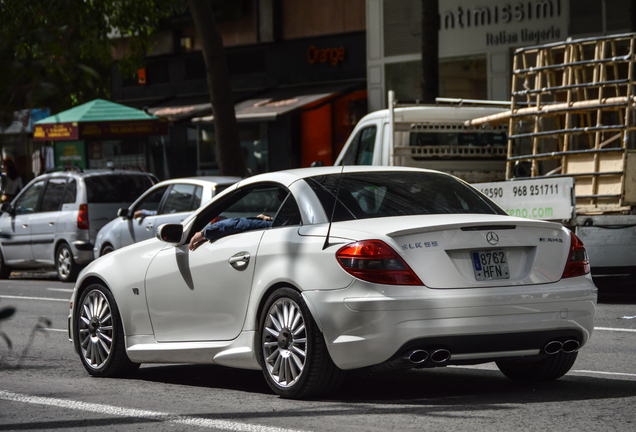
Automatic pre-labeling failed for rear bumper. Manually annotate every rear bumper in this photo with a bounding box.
[302,275,597,370]
[71,241,94,265]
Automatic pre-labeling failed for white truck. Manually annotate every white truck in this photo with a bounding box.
[335,33,636,291]
[334,91,510,183]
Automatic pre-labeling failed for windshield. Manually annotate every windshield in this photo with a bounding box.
[86,175,154,204]
[305,171,506,222]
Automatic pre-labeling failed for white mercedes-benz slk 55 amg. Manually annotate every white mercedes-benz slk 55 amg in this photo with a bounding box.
[68,166,596,399]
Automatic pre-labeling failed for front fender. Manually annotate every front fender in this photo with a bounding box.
[74,239,165,338]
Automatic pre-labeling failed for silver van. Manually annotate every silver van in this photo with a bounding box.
[0,170,156,282]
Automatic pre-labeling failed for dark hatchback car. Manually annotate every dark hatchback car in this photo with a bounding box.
[0,170,156,281]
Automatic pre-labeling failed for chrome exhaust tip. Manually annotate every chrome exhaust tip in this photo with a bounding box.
[408,350,429,364]
[430,349,451,363]
[562,339,580,353]
[544,341,563,355]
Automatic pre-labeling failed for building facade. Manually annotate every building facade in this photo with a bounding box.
[111,0,367,178]
[366,0,634,111]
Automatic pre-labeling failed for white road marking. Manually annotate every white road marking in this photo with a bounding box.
[41,328,67,332]
[0,390,308,432]
[47,288,74,293]
[0,295,68,302]
[594,327,636,333]
[572,370,636,378]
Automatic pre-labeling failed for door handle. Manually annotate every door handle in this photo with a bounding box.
[49,222,55,226]
[228,252,250,271]
[22,224,28,228]
[145,224,153,231]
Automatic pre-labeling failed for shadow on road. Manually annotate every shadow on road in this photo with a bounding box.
[129,362,636,406]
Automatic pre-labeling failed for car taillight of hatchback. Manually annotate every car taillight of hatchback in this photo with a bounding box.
[77,204,89,230]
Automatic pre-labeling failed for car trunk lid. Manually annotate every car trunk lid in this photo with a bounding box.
[329,214,570,288]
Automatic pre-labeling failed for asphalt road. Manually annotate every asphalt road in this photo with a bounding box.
[0,272,635,432]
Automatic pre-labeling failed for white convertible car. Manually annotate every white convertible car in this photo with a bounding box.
[68,167,597,399]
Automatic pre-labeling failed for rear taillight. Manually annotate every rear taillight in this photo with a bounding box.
[562,232,590,278]
[77,204,89,230]
[337,240,423,285]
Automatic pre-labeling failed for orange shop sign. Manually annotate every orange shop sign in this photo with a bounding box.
[307,45,345,66]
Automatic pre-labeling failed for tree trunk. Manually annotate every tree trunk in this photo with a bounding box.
[187,0,246,177]
[421,0,439,103]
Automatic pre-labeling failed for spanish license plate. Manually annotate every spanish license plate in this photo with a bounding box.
[471,250,510,281]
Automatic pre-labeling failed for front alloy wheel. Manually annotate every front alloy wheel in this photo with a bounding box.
[76,284,139,377]
[258,287,344,399]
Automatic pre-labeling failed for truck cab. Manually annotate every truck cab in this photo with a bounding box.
[334,93,510,183]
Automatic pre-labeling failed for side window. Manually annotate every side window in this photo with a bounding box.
[191,186,202,210]
[340,126,377,165]
[192,185,288,236]
[220,187,285,220]
[341,133,361,165]
[357,127,377,165]
[272,193,302,227]
[161,184,197,215]
[14,180,45,215]
[64,179,76,204]
[135,186,169,214]
[40,178,67,213]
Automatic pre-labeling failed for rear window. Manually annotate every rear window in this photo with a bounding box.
[305,171,506,222]
[85,175,154,204]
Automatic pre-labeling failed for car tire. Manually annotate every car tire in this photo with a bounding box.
[0,250,11,279]
[256,287,344,399]
[496,351,578,382]
[75,283,140,377]
[56,243,79,282]
[100,244,115,257]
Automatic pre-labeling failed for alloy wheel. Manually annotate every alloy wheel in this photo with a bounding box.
[57,246,72,278]
[78,289,114,370]
[262,298,308,388]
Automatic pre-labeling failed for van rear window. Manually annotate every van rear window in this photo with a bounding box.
[86,175,154,204]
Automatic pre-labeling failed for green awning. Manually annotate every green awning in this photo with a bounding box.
[33,99,168,141]
[36,99,157,123]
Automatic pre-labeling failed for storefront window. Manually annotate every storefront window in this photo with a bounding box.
[384,56,487,102]
[439,56,487,100]
[197,122,268,175]
[88,139,148,171]
[197,124,219,174]
[385,61,422,102]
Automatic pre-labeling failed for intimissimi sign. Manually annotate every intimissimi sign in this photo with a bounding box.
[439,0,567,56]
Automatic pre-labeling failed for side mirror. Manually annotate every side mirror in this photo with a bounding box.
[156,223,183,244]
[117,208,130,218]
[0,202,14,215]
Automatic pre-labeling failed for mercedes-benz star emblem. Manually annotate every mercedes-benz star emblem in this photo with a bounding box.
[486,232,499,245]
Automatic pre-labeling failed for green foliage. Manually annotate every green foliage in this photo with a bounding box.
[0,0,181,126]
